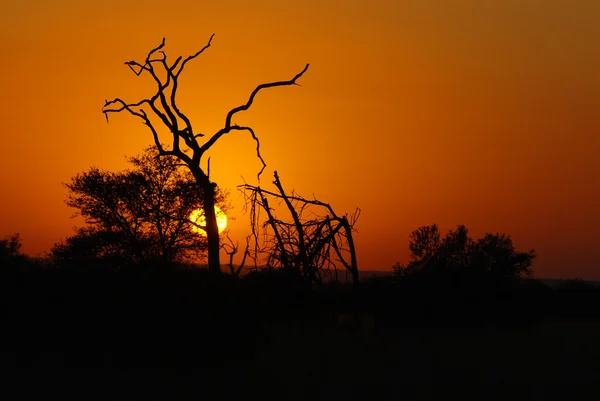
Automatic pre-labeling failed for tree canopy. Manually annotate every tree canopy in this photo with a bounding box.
[395,224,536,285]
[51,147,227,268]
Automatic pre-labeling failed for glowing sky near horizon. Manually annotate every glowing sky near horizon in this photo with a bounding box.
[0,0,598,278]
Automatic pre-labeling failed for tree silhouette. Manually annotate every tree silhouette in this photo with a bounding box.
[51,147,227,267]
[1,233,21,259]
[395,224,535,284]
[408,224,442,266]
[1,233,27,265]
[102,35,309,274]
[472,232,535,282]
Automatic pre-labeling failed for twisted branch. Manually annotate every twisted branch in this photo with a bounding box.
[102,35,308,184]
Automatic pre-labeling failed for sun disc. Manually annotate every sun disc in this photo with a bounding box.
[190,206,227,235]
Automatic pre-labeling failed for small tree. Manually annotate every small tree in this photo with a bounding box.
[1,234,26,265]
[102,35,309,274]
[471,232,535,282]
[408,224,442,267]
[1,233,22,259]
[51,147,227,267]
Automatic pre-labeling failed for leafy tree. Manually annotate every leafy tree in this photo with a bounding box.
[0,233,38,271]
[471,232,535,282]
[1,233,21,259]
[408,224,442,266]
[395,224,535,284]
[1,233,25,264]
[439,224,473,273]
[51,147,227,267]
[102,36,309,274]
[50,227,132,267]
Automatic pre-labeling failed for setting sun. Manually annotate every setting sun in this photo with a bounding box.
[189,206,228,235]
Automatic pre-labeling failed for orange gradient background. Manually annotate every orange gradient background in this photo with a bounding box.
[1,0,599,278]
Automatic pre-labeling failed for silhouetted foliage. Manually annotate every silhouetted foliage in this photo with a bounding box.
[1,233,22,260]
[394,224,535,287]
[0,233,31,269]
[49,227,131,268]
[408,223,442,264]
[50,147,227,268]
[472,231,535,282]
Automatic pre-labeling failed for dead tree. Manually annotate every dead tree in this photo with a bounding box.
[239,171,360,287]
[220,231,250,277]
[102,35,309,274]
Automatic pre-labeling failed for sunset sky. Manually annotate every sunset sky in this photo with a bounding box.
[1,0,598,279]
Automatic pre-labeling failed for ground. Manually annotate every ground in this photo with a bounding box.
[3,317,600,400]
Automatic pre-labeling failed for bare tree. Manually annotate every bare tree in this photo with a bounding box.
[220,231,250,277]
[239,171,360,286]
[102,35,309,274]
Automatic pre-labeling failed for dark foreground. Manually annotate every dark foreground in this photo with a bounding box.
[2,268,600,400]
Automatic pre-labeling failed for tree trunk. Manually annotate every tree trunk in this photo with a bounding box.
[202,182,221,275]
[342,216,359,287]
[191,167,221,275]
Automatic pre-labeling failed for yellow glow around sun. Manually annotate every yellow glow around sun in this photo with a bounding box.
[189,206,228,235]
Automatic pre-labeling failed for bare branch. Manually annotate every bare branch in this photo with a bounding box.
[238,172,360,286]
[230,126,267,181]
[123,38,166,76]
[164,37,215,153]
[174,34,215,77]
[272,171,308,277]
[225,64,309,128]
[220,231,251,276]
[146,38,167,63]
[199,64,310,156]
[103,97,151,121]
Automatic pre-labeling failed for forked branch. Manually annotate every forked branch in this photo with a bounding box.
[102,36,310,274]
[102,35,308,181]
[198,63,310,160]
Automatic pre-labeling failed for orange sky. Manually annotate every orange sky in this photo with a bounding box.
[1,0,599,279]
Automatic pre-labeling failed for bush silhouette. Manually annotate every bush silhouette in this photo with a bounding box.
[394,224,535,288]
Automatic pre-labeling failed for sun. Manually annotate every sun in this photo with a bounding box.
[189,206,228,235]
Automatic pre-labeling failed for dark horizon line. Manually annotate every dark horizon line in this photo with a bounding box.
[18,256,600,284]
